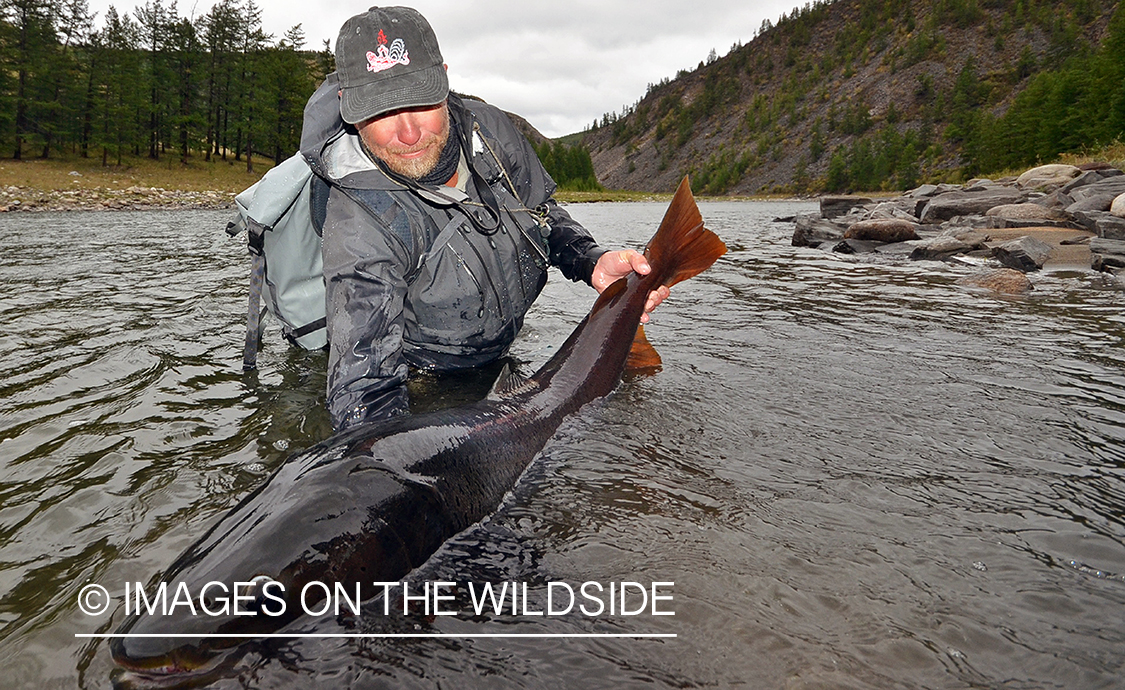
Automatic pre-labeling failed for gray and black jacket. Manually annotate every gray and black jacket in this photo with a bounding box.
[300,74,606,431]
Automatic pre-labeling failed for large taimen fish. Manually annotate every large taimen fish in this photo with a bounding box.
[110,176,726,685]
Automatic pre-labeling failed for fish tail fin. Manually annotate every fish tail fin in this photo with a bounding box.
[625,325,663,377]
[644,176,727,288]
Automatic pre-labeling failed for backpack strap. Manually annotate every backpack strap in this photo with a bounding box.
[334,185,433,288]
[310,173,330,237]
[243,222,268,370]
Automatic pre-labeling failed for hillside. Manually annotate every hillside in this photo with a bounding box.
[504,110,551,149]
[580,0,1122,195]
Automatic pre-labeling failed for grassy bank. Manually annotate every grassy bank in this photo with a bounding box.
[555,189,672,203]
[0,153,271,196]
[0,155,762,207]
[3,143,1122,205]
[554,188,774,203]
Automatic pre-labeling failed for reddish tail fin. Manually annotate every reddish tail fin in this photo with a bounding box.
[625,325,662,378]
[644,176,727,288]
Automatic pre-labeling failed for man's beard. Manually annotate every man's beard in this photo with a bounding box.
[364,114,451,180]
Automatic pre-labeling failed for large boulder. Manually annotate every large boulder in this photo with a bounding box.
[1070,209,1125,238]
[985,203,1068,221]
[1016,164,1082,190]
[843,218,922,243]
[906,183,961,198]
[1077,161,1120,172]
[865,199,923,222]
[992,236,1053,272]
[1068,175,1125,203]
[1035,189,1075,209]
[910,236,973,261]
[819,238,882,254]
[908,226,988,260]
[1090,238,1125,271]
[1112,193,1125,218]
[1095,213,1125,240]
[918,188,1026,223]
[906,184,940,198]
[1066,194,1118,214]
[986,203,1074,229]
[819,195,874,219]
[792,214,846,247]
[958,268,1034,294]
[1059,169,1118,195]
[941,227,990,248]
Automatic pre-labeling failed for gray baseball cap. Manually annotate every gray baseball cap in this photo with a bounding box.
[335,6,449,124]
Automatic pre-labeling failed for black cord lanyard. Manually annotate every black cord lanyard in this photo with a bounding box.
[369,124,504,236]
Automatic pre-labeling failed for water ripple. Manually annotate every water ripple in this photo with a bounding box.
[2,204,1124,689]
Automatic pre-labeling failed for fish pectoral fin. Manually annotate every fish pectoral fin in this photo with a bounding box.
[487,363,537,399]
[624,325,662,378]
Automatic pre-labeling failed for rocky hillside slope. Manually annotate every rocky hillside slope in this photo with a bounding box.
[580,0,1120,195]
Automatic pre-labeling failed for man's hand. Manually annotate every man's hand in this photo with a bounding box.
[591,250,670,324]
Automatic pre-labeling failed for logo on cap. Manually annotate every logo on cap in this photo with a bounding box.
[366,28,410,74]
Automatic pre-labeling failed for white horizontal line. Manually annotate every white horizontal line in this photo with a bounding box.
[76,632,675,639]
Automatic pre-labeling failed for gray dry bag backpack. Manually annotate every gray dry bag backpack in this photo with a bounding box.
[226,153,330,370]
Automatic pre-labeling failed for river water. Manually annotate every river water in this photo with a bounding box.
[1,201,1123,689]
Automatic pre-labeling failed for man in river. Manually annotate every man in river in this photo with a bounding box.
[301,6,669,431]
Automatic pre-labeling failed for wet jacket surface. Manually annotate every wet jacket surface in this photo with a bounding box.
[300,75,606,430]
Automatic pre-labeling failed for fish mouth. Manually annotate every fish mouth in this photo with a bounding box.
[109,642,236,689]
[111,668,210,690]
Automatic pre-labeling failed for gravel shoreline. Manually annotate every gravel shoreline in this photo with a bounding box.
[0,185,235,212]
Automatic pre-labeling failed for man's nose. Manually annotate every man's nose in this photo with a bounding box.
[396,114,422,146]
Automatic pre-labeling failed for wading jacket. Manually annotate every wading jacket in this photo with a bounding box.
[300,75,606,431]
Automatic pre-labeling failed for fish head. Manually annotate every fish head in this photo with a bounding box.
[108,452,420,683]
[109,560,305,685]
[108,481,328,681]
[109,638,241,689]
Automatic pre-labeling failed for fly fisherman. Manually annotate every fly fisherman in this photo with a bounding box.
[302,6,669,431]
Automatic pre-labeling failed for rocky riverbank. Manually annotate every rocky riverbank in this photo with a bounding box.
[791,163,1125,292]
[0,184,233,212]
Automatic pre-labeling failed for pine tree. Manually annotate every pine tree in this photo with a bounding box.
[165,15,201,163]
[199,0,240,162]
[90,6,142,165]
[133,0,160,157]
[2,0,58,159]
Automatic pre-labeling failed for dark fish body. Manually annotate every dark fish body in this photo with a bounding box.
[110,177,725,681]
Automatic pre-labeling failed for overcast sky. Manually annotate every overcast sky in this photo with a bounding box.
[85,0,803,138]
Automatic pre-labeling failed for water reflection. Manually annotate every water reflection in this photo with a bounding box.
[0,203,1123,689]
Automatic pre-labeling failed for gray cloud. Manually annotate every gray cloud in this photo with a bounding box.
[89,0,800,137]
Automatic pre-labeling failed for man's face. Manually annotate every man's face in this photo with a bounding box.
[357,101,450,180]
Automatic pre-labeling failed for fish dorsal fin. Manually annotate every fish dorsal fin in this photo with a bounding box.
[624,325,662,379]
[487,363,538,400]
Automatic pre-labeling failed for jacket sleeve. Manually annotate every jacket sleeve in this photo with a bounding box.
[473,103,607,284]
[320,186,412,430]
[542,200,607,285]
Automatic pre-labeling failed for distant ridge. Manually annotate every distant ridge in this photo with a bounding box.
[577,0,1122,195]
[504,110,551,149]
[456,91,550,148]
